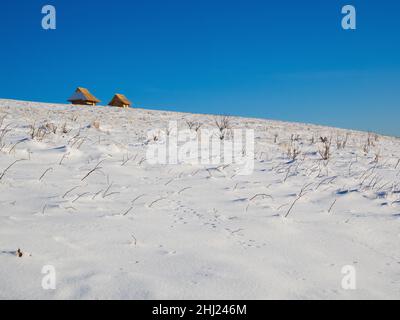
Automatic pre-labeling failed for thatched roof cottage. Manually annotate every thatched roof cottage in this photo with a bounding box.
[108,94,132,108]
[68,87,101,106]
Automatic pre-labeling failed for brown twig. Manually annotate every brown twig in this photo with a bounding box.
[246,194,273,212]
[131,194,146,205]
[148,197,166,208]
[284,183,313,218]
[62,186,80,199]
[178,187,192,195]
[122,207,134,216]
[39,167,53,181]
[72,192,90,203]
[59,152,70,165]
[0,159,25,181]
[328,199,338,214]
[81,159,104,181]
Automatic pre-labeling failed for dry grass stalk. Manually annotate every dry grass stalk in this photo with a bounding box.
[215,115,232,140]
[284,183,313,218]
[318,137,331,160]
[81,159,104,181]
[0,159,25,181]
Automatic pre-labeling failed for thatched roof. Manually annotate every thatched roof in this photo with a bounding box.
[108,94,132,106]
[68,87,101,103]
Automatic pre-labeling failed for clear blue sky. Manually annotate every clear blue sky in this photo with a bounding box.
[1,0,399,136]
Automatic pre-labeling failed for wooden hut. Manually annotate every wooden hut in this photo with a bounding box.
[68,87,101,106]
[108,94,132,108]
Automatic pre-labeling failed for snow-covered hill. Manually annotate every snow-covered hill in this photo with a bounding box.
[0,99,399,299]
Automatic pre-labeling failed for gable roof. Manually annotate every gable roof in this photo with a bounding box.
[108,93,132,106]
[68,87,100,103]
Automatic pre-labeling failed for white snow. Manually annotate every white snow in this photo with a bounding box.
[0,99,399,300]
